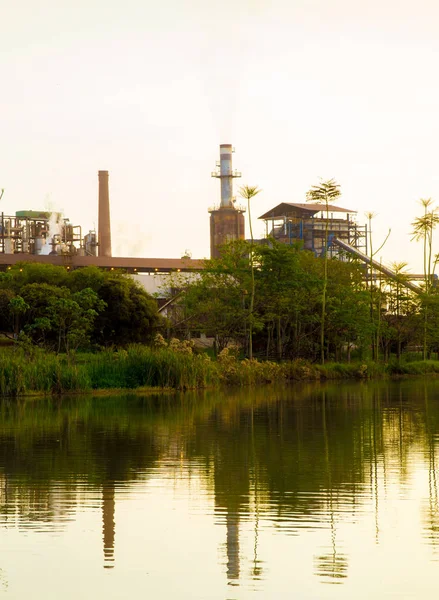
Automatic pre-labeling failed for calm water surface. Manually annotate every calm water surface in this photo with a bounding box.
[0,380,438,598]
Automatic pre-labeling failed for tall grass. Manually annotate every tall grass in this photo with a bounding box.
[0,345,219,397]
[1,345,439,398]
[0,351,90,396]
[86,346,218,390]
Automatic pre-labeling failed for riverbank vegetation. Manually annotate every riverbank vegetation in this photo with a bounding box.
[2,342,439,397]
[1,211,439,397]
[168,237,439,363]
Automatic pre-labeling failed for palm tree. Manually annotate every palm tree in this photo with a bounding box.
[239,185,262,360]
[306,178,341,364]
[411,200,439,294]
[411,198,439,360]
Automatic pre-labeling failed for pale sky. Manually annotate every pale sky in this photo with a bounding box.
[2,0,439,273]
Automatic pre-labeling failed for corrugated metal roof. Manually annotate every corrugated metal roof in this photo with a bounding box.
[258,202,357,220]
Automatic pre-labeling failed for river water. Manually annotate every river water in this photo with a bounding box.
[0,380,438,598]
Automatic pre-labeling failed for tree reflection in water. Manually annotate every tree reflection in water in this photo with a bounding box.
[0,381,437,585]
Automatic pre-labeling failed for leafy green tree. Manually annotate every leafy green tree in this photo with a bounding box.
[94,276,160,346]
[0,263,69,293]
[306,178,341,363]
[9,296,30,338]
[20,283,69,347]
[255,240,303,359]
[0,264,161,350]
[15,283,105,352]
[67,266,106,293]
[325,260,371,361]
[175,241,252,352]
[254,240,323,360]
[384,262,418,360]
[0,289,14,335]
[48,289,105,354]
[20,283,68,322]
[173,238,372,362]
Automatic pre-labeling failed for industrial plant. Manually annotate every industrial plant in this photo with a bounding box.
[0,144,427,292]
[0,210,95,257]
[208,144,368,260]
[0,170,111,259]
[0,170,201,274]
[207,144,425,293]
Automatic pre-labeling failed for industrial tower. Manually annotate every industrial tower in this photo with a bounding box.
[209,144,246,258]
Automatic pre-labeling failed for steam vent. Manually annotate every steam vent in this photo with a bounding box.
[209,144,245,258]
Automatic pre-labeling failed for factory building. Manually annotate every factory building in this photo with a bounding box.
[2,144,366,272]
[0,170,112,258]
[209,144,246,258]
[0,210,85,256]
[208,144,367,260]
[258,202,367,258]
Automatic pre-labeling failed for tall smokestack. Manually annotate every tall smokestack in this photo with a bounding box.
[213,144,242,207]
[98,170,112,257]
[209,144,245,258]
[220,144,233,207]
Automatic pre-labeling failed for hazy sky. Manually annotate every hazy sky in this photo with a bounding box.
[2,0,439,272]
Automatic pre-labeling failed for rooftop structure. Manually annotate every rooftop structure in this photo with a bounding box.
[258,201,367,257]
[0,252,203,273]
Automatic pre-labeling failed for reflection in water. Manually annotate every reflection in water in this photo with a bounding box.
[1,382,439,595]
[226,512,240,582]
[310,391,349,584]
[102,483,115,568]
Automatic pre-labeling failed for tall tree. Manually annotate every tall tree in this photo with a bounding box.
[170,240,252,352]
[411,198,439,359]
[306,178,341,364]
[380,262,419,360]
[239,185,262,360]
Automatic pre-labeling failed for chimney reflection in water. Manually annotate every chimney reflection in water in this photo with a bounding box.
[102,483,115,568]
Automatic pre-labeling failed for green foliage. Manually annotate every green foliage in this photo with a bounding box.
[175,241,252,351]
[2,342,439,397]
[0,349,91,396]
[411,198,439,360]
[0,289,14,332]
[94,277,160,346]
[171,238,371,363]
[0,263,69,292]
[0,263,161,350]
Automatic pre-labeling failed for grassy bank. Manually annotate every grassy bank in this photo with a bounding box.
[1,344,439,397]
